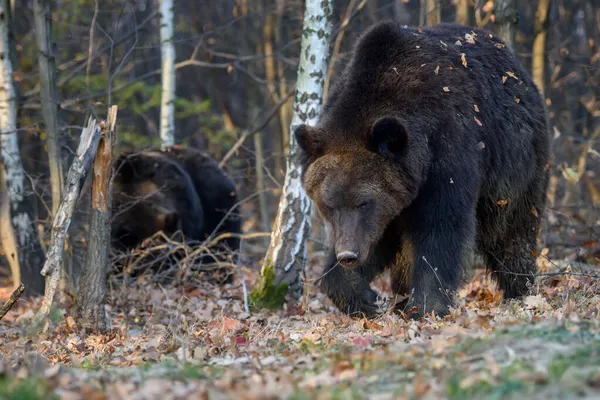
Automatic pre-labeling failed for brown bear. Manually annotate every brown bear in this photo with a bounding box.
[295,22,550,318]
[111,147,241,256]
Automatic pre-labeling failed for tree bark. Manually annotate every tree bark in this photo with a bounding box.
[0,169,20,290]
[532,0,551,95]
[256,0,333,304]
[0,2,46,297]
[29,115,103,332]
[33,0,63,216]
[426,0,441,26]
[492,0,518,50]
[455,0,474,26]
[159,0,176,150]
[77,106,117,332]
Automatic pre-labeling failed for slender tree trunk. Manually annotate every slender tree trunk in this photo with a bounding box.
[532,0,551,95]
[254,0,333,306]
[159,0,175,150]
[0,2,45,297]
[253,129,270,233]
[77,107,117,332]
[0,169,20,290]
[426,0,441,25]
[33,0,63,216]
[455,0,474,26]
[492,0,518,50]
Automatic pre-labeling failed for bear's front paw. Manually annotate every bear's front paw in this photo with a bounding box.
[330,287,383,319]
[394,293,451,320]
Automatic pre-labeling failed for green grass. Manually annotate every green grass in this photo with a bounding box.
[0,378,56,400]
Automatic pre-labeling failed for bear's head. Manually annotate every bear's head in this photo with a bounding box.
[296,117,426,268]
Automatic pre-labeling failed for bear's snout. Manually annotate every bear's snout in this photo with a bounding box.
[336,251,359,268]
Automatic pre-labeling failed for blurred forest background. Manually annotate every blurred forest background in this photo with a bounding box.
[0,0,598,285]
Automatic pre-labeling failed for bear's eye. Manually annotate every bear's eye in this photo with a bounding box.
[358,201,370,210]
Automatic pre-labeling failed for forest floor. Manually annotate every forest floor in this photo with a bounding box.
[1,256,600,400]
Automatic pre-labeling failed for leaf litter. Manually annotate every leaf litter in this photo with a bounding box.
[1,257,600,399]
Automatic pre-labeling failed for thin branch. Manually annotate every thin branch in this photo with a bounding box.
[0,283,24,321]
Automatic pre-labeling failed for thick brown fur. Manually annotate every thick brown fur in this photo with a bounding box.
[296,22,550,318]
[111,147,241,257]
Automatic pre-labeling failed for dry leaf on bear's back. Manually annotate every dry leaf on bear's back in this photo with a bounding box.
[461,53,468,68]
[443,86,450,92]
[515,97,521,103]
[495,43,505,49]
[474,117,483,126]
[506,71,519,80]
[496,199,509,207]
[502,76,508,84]
[474,104,480,113]
[465,32,477,44]
[434,65,440,75]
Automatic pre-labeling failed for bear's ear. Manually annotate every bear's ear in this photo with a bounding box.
[295,124,324,162]
[368,117,409,157]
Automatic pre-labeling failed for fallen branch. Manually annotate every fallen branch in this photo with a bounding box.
[0,283,24,321]
[30,117,102,332]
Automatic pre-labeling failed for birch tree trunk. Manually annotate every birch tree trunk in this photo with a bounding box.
[33,0,63,216]
[492,0,518,50]
[0,3,46,297]
[253,0,333,306]
[159,0,175,150]
[532,0,551,95]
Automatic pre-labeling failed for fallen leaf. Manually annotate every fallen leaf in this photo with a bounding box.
[434,65,440,75]
[221,316,240,332]
[496,199,509,207]
[506,71,519,80]
[461,53,468,68]
[495,43,505,49]
[66,316,76,330]
[474,117,483,126]
[515,97,521,103]
[474,104,480,113]
[502,76,508,84]
[443,86,450,92]
[362,318,383,331]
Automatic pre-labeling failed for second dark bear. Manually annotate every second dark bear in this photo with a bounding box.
[296,22,550,318]
[112,146,241,256]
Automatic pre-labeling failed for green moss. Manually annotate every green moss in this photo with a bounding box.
[249,263,288,310]
[0,377,56,400]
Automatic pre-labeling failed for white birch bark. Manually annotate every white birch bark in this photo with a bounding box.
[159,0,175,150]
[0,2,45,296]
[261,0,333,299]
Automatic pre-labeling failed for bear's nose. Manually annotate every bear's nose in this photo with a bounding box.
[337,251,358,267]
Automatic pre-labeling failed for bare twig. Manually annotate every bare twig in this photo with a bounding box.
[0,283,24,321]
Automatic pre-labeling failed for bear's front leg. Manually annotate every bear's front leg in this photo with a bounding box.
[403,179,478,319]
[319,251,383,318]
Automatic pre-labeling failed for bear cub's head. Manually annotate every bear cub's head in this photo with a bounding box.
[296,117,424,268]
